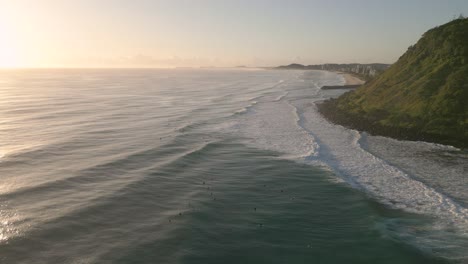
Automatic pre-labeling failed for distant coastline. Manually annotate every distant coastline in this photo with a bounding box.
[339,72,366,86]
[275,63,390,81]
[321,72,365,90]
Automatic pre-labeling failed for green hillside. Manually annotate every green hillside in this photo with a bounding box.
[320,18,468,148]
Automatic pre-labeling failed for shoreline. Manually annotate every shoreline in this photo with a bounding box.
[339,72,366,85]
[317,99,466,149]
[316,71,466,149]
[321,72,365,90]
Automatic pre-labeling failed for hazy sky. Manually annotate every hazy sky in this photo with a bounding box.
[1,0,467,68]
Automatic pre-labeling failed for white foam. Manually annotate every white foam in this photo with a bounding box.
[359,133,468,208]
[274,92,289,102]
[226,70,468,259]
[231,99,319,159]
[234,101,258,115]
[296,102,468,224]
[231,70,468,224]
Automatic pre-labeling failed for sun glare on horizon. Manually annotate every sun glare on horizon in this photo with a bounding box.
[0,21,24,68]
[0,49,23,68]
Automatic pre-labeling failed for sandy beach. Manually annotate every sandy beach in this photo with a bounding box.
[320,72,366,90]
[340,73,365,85]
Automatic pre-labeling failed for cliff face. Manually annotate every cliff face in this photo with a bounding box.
[321,18,468,147]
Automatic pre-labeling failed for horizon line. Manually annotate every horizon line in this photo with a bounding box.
[0,62,394,70]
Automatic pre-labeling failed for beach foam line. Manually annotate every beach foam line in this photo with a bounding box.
[299,102,468,222]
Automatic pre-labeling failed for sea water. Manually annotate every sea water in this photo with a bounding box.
[0,68,466,263]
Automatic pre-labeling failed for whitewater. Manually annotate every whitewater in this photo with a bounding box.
[229,70,468,260]
[0,68,466,263]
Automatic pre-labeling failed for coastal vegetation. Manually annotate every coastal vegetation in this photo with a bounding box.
[319,18,468,148]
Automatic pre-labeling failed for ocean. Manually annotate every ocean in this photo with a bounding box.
[0,68,466,263]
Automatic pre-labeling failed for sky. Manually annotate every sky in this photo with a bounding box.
[0,0,467,68]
